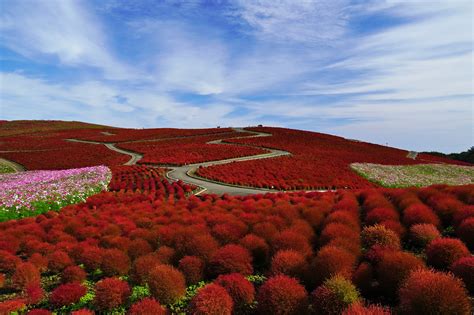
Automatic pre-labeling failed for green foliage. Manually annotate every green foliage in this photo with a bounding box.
[0,164,15,173]
[0,186,104,222]
[246,274,267,285]
[130,285,151,303]
[168,281,207,315]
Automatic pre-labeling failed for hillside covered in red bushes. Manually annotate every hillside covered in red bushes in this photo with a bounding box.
[0,164,472,314]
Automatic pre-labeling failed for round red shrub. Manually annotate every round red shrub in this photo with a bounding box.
[61,266,86,284]
[456,217,474,250]
[188,284,233,315]
[326,238,361,257]
[324,211,359,231]
[176,234,219,261]
[453,205,474,226]
[451,256,474,294]
[215,273,255,307]
[147,264,186,305]
[208,244,253,277]
[252,222,279,242]
[94,277,130,311]
[311,246,356,287]
[0,250,21,274]
[128,298,165,315]
[178,256,204,285]
[50,283,87,307]
[101,248,131,276]
[342,303,390,315]
[272,230,313,257]
[25,283,45,305]
[409,224,441,247]
[311,275,361,315]
[366,207,399,225]
[0,299,27,314]
[0,273,4,288]
[426,238,470,270]
[28,254,48,273]
[128,239,153,261]
[130,254,161,285]
[71,309,94,315]
[399,269,471,314]
[27,309,52,315]
[257,275,308,315]
[376,251,425,296]
[270,250,309,281]
[378,220,406,238]
[47,251,73,273]
[319,223,359,247]
[239,234,270,266]
[361,225,400,250]
[73,245,103,271]
[154,246,176,265]
[12,262,40,290]
[403,204,440,227]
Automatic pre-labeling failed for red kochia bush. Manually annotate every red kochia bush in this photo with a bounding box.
[351,262,376,296]
[47,251,73,273]
[456,217,474,250]
[402,204,440,227]
[147,264,186,305]
[215,273,255,307]
[270,250,309,281]
[12,262,41,290]
[451,257,474,294]
[61,266,86,284]
[399,269,471,314]
[376,251,425,295]
[25,283,45,305]
[0,273,5,288]
[425,238,470,270]
[178,256,205,285]
[49,283,87,307]
[27,310,52,315]
[28,253,48,273]
[71,309,94,315]
[257,275,308,315]
[127,238,153,261]
[208,244,253,277]
[409,224,441,247]
[310,275,361,315]
[0,299,27,314]
[0,250,21,274]
[239,234,270,266]
[311,246,356,287]
[188,284,233,315]
[101,249,131,276]
[94,277,130,311]
[272,230,313,257]
[361,225,400,250]
[366,207,399,225]
[73,245,103,271]
[342,303,391,315]
[128,298,166,315]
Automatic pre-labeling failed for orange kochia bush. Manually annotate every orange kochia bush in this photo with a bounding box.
[0,182,472,314]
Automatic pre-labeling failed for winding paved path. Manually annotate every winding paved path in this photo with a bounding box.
[0,158,26,172]
[67,128,291,195]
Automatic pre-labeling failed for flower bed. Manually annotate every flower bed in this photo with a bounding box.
[351,163,474,188]
[0,166,111,221]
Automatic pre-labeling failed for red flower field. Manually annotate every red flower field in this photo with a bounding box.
[0,162,472,314]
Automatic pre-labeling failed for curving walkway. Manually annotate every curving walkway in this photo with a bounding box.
[0,158,26,172]
[67,128,291,195]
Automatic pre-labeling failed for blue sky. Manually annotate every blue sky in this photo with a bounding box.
[0,0,472,153]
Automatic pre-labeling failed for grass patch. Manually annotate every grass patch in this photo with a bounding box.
[0,163,15,174]
[351,163,474,188]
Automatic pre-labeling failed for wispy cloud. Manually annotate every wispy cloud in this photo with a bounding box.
[0,0,135,79]
[0,0,472,152]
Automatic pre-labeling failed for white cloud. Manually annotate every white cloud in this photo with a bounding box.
[229,0,350,44]
[0,0,136,80]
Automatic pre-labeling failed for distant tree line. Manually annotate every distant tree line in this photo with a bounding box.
[422,147,474,164]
